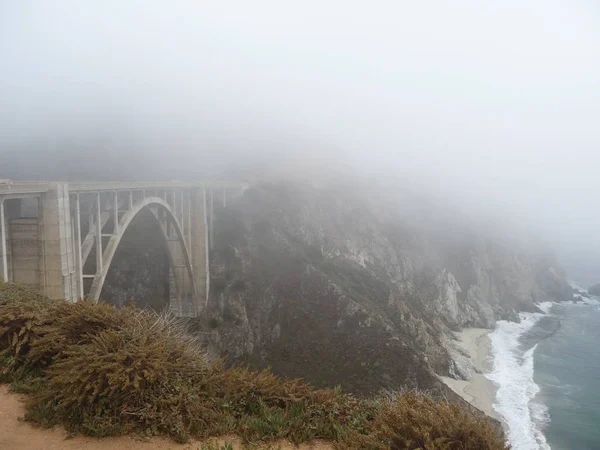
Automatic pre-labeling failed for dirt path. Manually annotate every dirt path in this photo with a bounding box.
[0,385,333,450]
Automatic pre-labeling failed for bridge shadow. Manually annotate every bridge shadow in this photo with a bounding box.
[97,208,172,312]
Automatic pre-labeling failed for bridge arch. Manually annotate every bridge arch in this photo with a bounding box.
[88,197,197,309]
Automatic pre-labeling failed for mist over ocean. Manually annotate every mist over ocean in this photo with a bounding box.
[488,291,600,450]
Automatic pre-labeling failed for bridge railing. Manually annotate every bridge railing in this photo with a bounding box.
[0,181,50,196]
[0,180,248,196]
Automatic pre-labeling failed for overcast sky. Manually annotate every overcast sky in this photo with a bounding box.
[1,1,600,278]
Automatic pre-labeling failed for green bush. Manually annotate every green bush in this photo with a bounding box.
[0,282,508,449]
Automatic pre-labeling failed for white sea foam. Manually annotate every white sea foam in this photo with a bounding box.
[487,303,552,450]
[583,297,600,306]
[536,302,554,314]
[569,281,600,305]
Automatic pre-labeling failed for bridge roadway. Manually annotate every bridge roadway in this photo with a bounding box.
[0,180,245,317]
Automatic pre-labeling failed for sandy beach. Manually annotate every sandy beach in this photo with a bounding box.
[440,328,498,419]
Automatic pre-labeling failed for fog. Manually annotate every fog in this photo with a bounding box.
[1,1,600,282]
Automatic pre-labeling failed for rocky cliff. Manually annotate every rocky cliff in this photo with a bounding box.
[201,179,572,395]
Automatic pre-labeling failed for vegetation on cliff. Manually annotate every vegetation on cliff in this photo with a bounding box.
[0,282,507,449]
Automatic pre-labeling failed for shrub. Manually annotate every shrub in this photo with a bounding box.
[26,301,131,370]
[200,441,234,450]
[338,390,508,450]
[0,282,51,379]
[26,313,217,442]
[0,284,135,382]
[206,367,368,444]
[0,281,48,306]
[0,282,508,449]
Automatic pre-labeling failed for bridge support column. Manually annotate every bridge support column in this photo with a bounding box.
[0,198,7,282]
[166,188,209,316]
[167,249,195,316]
[166,192,196,316]
[190,188,210,311]
[39,183,77,301]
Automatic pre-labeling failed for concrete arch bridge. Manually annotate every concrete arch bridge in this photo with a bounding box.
[0,181,245,316]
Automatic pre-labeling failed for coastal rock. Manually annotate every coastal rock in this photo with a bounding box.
[199,180,572,396]
[432,270,463,325]
[588,283,600,296]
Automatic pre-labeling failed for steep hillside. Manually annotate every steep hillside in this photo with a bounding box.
[202,179,572,395]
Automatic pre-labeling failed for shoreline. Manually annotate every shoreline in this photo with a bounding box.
[440,328,498,419]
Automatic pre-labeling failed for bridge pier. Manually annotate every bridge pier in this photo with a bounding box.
[191,188,211,311]
[39,183,78,301]
[0,198,7,282]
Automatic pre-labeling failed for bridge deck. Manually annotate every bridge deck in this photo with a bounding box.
[0,180,246,196]
[0,182,50,197]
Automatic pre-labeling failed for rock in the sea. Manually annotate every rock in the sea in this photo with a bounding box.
[588,284,600,296]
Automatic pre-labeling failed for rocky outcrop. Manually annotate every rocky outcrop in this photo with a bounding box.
[588,283,600,296]
[199,180,572,395]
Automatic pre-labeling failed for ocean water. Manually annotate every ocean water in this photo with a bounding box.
[487,294,600,450]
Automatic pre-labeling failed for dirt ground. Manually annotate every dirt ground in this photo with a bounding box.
[0,385,333,450]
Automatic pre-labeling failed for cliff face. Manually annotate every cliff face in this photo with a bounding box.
[201,180,572,395]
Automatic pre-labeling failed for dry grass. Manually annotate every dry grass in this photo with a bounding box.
[0,282,508,449]
[338,390,508,449]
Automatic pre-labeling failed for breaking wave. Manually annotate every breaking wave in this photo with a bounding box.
[487,302,553,450]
